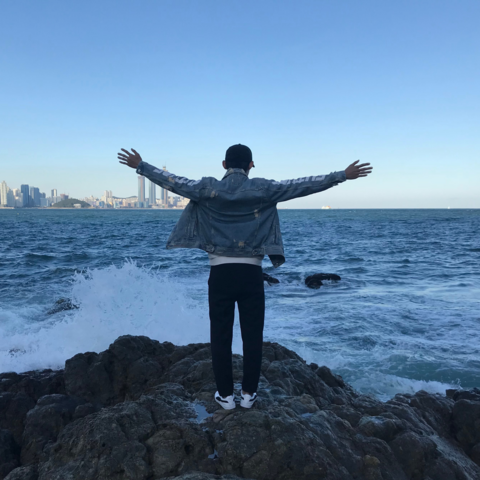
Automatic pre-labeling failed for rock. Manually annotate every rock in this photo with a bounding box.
[262,273,279,285]
[389,431,439,478]
[453,398,480,463]
[20,394,91,464]
[4,465,38,480]
[0,429,20,479]
[163,474,251,480]
[0,334,479,479]
[305,273,341,289]
[357,415,404,442]
[453,388,480,402]
[46,298,79,315]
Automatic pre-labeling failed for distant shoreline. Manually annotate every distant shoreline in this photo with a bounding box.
[1,207,478,211]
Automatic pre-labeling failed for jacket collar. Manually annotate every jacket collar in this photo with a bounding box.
[222,168,248,180]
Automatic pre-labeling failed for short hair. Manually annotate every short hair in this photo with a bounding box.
[224,144,252,170]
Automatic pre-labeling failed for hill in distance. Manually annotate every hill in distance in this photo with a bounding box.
[51,199,91,208]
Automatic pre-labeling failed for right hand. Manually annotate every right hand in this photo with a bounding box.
[345,160,373,180]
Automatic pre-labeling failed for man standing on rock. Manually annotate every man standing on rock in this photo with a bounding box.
[118,145,372,410]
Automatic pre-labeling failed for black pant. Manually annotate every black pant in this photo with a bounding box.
[208,263,265,398]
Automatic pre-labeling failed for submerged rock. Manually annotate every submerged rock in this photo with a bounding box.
[305,273,341,289]
[0,335,479,479]
[262,273,279,285]
[46,298,79,315]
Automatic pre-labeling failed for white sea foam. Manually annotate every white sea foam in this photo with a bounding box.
[0,261,229,373]
[350,371,459,402]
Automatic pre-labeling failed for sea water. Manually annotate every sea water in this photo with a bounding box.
[1,209,479,402]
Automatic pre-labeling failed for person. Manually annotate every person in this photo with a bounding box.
[118,144,372,410]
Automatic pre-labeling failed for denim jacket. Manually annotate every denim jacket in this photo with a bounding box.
[136,161,346,268]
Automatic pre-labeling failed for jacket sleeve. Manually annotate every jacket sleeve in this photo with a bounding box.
[136,161,205,201]
[264,171,347,204]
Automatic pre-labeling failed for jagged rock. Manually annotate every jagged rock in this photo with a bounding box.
[0,334,479,480]
[4,465,37,480]
[0,430,19,479]
[20,394,92,465]
[164,474,251,480]
[453,398,480,466]
[453,388,480,402]
[305,273,341,289]
[262,273,279,285]
[46,298,79,315]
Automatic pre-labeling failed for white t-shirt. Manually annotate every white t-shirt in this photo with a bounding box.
[208,253,264,266]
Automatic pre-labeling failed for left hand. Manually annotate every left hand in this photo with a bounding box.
[345,160,373,180]
[118,148,143,169]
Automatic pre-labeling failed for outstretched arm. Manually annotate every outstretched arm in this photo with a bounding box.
[117,148,204,201]
[264,160,373,204]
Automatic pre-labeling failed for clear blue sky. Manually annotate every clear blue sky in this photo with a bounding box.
[1,0,478,207]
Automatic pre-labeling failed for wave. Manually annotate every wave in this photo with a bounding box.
[0,260,211,374]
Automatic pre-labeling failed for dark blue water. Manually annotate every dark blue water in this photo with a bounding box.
[1,209,479,401]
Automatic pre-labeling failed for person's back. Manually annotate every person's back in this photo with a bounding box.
[118,143,372,409]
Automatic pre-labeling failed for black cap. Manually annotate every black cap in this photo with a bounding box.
[224,144,254,169]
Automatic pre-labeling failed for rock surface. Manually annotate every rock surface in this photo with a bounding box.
[262,273,279,285]
[305,274,341,289]
[46,298,79,315]
[0,335,479,479]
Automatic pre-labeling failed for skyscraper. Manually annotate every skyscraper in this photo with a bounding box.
[21,185,30,207]
[51,189,57,198]
[138,176,145,204]
[160,166,168,206]
[6,189,14,207]
[30,187,40,206]
[148,179,156,205]
[0,181,8,205]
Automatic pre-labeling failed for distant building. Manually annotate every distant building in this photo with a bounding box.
[138,176,145,204]
[102,190,113,205]
[14,189,23,207]
[176,196,190,208]
[148,180,156,206]
[60,194,69,201]
[29,187,40,206]
[20,185,30,207]
[0,181,8,205]
[51,189,57,198]
[6,189,14,207]
[159,166,168,205]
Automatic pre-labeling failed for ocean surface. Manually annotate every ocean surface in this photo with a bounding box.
[1,209,479,402]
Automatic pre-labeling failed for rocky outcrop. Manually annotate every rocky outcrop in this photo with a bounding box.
[305,274,341,289]
[0,335,479,479]
[46,298,79,315]
[262,273,279,285]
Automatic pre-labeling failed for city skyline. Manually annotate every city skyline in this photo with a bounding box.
[0,168,189,209]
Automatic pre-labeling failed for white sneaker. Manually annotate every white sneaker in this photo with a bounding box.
[214,391,236,410]
[240,391,257,408]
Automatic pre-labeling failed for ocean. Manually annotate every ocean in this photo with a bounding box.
[1,208,479,402]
